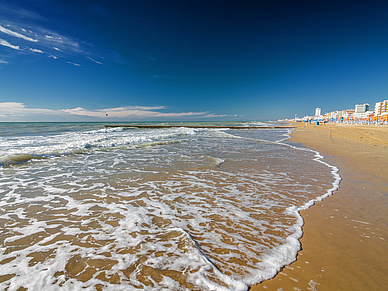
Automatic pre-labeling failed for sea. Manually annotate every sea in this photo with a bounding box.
[0,122,340,291]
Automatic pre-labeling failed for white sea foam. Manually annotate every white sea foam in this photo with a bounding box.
[0,124,340,290]
[0,127,197,166]
[221,128,341,285]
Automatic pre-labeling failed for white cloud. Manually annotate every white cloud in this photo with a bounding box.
[62,106,210,119]
[2,21,84,56]
[0,18,83,54]
[67,61,81,66]
[48,55,58,59]
[0,102,63,118]
[202,113,228,118]
[0,38,20,50]
[0,103,224,121]
[0,24,38,42]
[0,9,123,67]
[0,3,109,66]
[38,33,81,53]
[0,59,8,64]
[87,56,103,65]
[30,48,43,53]
[111,106,165,111]
[0,3,45,21]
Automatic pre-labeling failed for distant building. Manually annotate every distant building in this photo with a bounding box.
[353,103,371,119]
[345,109,355,119]
[315,107,321,117]
[375,100,388,116]
[355,103,369,113]
[327,111,339,119]
[338,110,348,119]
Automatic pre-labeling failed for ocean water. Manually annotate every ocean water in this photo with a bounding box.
[0,122,340,290]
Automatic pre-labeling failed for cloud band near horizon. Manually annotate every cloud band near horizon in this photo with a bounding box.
[0,102,225,121]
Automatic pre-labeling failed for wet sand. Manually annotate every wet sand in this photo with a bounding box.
[251,123,388,290]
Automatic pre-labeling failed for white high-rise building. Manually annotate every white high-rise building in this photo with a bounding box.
[355,103,369,113]
[315,107,321,117]
[375,100,388,115]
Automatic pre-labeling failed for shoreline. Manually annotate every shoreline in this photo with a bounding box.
[251,122,388,290]
[105,124,295,129]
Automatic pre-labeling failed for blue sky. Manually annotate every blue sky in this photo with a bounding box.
[1,0,388,121]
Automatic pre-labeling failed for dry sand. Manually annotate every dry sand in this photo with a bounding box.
[251,123,388,291]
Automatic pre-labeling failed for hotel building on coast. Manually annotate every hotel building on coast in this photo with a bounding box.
[319,101,388,124]
[353,103,374,119]
[375,100,388,116]
[284,100,388,124]
[355,103,369,114]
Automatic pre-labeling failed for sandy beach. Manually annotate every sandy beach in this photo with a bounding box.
[1,122,387,290]
[251,123,388,290]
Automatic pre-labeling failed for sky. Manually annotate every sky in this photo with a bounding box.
[1,0,388,122]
